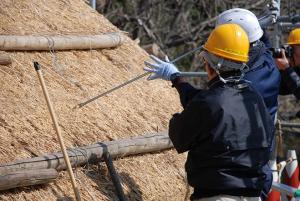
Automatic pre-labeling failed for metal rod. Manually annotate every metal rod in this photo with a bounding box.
[78,72,150,108]
[78,70,207,108]
[171,45,203,63]
[259,15,275,29]
[277,15,300,23]
[178,72,207,77]
[77,46,204,108]
[272,182,300,198]
[103,152,127,201]
[280,122,300,128]
[259,14,300,28]
[33,62,81,201]
[279,22,300,28]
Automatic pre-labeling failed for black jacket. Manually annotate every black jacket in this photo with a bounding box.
[169,77,275,200]
[279,66,300,100]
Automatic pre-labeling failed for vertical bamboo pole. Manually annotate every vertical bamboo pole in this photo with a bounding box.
[33,62,81,201]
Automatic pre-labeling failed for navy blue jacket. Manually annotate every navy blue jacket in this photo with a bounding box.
[169,77,274,200]
[244,39,281,122]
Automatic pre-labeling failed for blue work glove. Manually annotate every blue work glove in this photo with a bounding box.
[144,55,179,81]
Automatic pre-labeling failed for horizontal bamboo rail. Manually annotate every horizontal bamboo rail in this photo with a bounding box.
[0,33,124,51]
[0,133,172,175]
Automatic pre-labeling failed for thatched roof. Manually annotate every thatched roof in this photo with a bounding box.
[0,0,188,200]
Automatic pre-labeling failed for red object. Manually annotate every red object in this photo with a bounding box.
[266,160,281,201]
[267,190,281,201]
[284,150,300,200]
[284,165,299,188]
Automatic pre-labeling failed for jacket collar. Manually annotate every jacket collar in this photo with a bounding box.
[247,40,266,69]
[207,76,224,89]
[208,76,249,90]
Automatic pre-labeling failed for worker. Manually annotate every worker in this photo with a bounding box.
[216,8,281,123]
[216,8,283,200]
[276,28,300,100]
[144,24,274,201]
[149,8,281,123]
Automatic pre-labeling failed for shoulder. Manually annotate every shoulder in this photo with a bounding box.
[185,89,218,110]
[192,88,220,102]
[189,87,226,112]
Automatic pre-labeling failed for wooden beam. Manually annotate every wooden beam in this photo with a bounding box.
[0,133,172,174]
[0,54,12,65]
[0,169,58,191]
[0,33,124,51]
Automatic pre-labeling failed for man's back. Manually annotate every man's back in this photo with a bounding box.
[169,78,274,200]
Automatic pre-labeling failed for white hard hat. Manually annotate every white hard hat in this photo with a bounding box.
[216,8,263,43]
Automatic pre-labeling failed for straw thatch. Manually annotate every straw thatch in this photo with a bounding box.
[0,0,189,200]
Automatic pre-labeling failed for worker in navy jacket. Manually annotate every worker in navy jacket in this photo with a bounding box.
[144,24,274,201]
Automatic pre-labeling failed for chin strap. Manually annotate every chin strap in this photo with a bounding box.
[215,59,249,84]
[201,51,249,84]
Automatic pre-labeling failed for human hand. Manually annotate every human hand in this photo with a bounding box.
[275,49,290,70]
[144,55,179,81]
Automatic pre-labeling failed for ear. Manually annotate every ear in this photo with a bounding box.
[205,61,217,80]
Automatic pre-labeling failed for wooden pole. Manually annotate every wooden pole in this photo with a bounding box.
[0,54,12,65]
[0,33,124,51]
[0,133,172,174]
[33,62,81,201]
[0,169,58,191]
[0,134,172,191]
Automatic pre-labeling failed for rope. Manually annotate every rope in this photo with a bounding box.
[46,36,63,75]
[66,148,80,176]
[72,146,97,201]
[45,36,78,88]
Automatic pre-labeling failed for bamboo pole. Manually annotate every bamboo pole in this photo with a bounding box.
[0,33,124,51]
[280,122,300,128]
[0,133,172,191]
[33,62,81,201]
[0,133,172,174]
[0,169,58,191]
[0,54,12,65]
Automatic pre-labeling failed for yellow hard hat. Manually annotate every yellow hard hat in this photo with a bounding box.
[287,28,300,45]
[204,24,249,62]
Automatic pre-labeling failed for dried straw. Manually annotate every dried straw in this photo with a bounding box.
[0,0,188,200]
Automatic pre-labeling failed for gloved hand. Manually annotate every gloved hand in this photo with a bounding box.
[269,0,280,18]
[144,55,179,81]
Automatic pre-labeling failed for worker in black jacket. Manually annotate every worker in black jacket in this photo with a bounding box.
[144,24,275,201]
[276,28,300,100]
